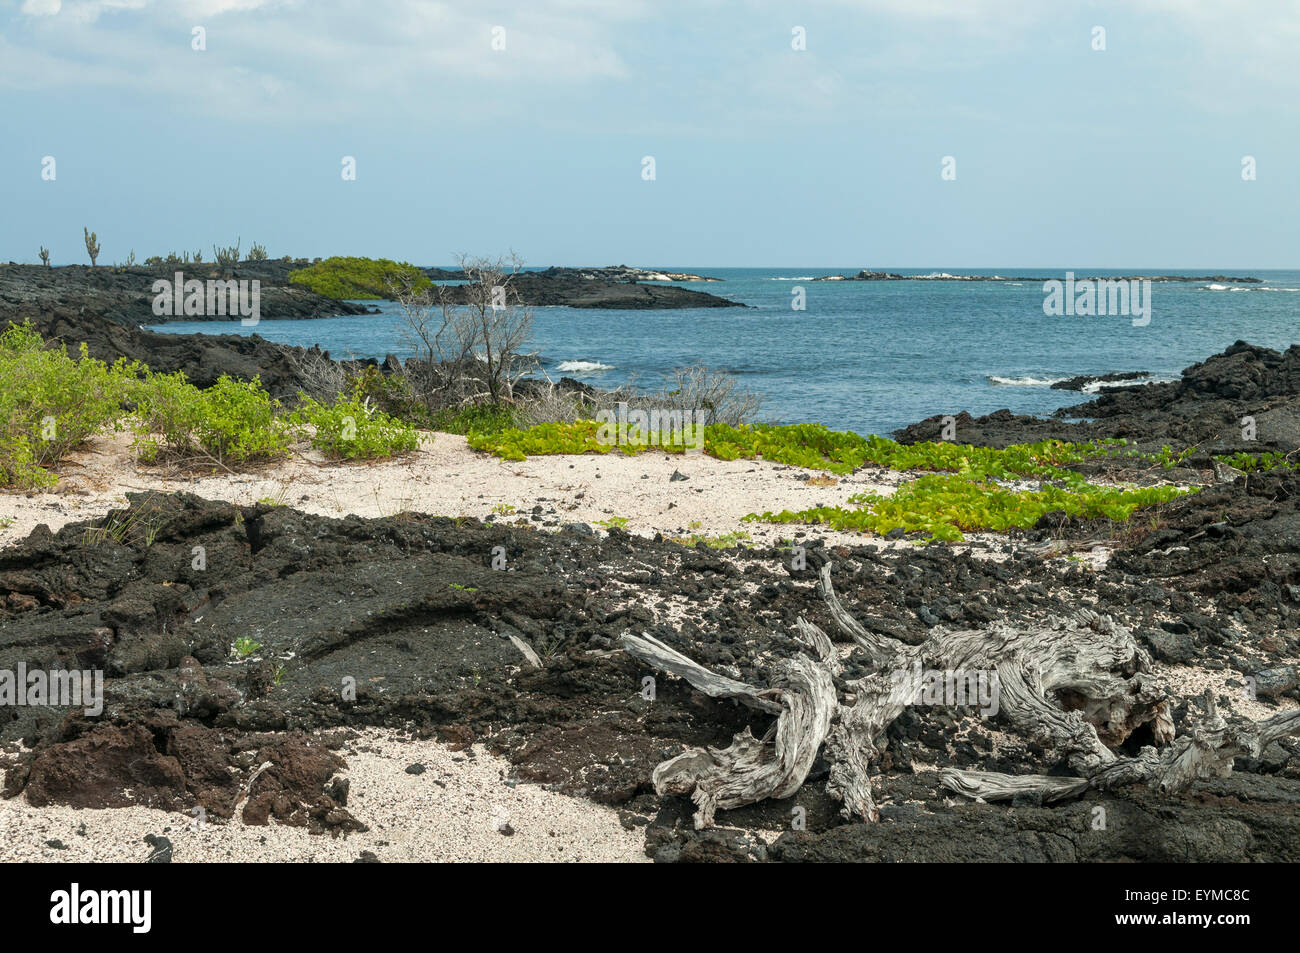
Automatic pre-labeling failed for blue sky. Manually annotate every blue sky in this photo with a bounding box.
[2,0,1297,268]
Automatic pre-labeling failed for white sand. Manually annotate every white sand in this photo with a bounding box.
[0,430,919,552]
[0,729,648,863]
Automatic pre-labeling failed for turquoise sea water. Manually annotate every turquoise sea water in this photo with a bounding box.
[149,268,1300,437]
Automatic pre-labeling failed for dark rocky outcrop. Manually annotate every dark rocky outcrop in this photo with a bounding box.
[1050,370,1151,391]
[895,341,1300,457]
[0,263,371,327]
[1,477,1297,857]
[428,271,744,309]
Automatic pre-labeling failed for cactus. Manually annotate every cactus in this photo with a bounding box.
[213,238,242,277]
[39,246,50,268]
[83,227,100,267]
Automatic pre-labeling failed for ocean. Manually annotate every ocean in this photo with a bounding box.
[149,268,1300,437]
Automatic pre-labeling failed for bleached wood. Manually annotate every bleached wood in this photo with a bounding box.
[941,691,1300,803]
[625,560,1300,827]
[508,634,542,669]
[620,632,781,714]
[649,653,838,829]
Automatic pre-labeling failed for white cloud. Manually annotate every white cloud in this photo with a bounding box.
[1,0,638,121]
[20,0,62,15]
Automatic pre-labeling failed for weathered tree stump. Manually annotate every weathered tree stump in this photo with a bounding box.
[622,561,1299,829]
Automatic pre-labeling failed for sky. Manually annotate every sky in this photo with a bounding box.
[1,0,1297,268]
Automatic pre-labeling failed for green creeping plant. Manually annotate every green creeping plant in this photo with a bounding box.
[746,474,1193,543]
[468,418,1127,478]
[1213,451,1298,473]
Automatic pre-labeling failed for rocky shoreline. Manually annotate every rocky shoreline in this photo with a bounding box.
[0,261,742,327]
[896,340,1300,456]
[1,311,1298,861]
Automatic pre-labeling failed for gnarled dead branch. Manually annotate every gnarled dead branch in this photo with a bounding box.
[623,560,1300,829]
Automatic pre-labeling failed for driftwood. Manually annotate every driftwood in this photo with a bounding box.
[623,561,1300,828]
[622,629,836,827]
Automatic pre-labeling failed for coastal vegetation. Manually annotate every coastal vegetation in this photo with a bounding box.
[0,322,140,488]
[746,474,1191,542]
[82,227,101,268]
[1213,450,1298,472]
[289,392,421,460]
[0,318,1215,543]
[466,418,1195,540]
[467,419,1124,475]
[289,256,430,299]
[0,322,420,487]
[391,253,533,406]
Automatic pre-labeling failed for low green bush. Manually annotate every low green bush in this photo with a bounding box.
[132,372,292,465]
[290,393,422,460]
[0,321,141,488]
[436,403,519,437]
[288,257,430,299]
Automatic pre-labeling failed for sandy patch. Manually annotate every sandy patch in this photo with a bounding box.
[0,728,647,863]
[0,431,923,552]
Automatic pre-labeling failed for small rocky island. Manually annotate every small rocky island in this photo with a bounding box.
[0,259,743,326]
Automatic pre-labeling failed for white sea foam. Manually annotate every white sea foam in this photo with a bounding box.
[987,375,1067,387]
[1199,283,1300,292]
[1080,376,1173,394]
[556,360,614,373]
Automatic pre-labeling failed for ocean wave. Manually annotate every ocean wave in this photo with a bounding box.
[767,276,819,281]
[987,375,1066,387]
[1200,284,1300,292]
[1080,376,1175,394]
[556,360,614,373]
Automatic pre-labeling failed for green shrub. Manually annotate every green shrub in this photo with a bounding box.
[436,403,519,437]
[290,393,422,460]
[288,257,430,300]
[132,372,292,465]
[0,321,141,489]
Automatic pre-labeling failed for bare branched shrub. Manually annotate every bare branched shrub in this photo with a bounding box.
[512,363,760,428]
[645,364,763,426]
[287,346,348,402]
[512,378,605,426]
[448,253,536,404]
[389,273,481,414]
[389,253,538,413]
